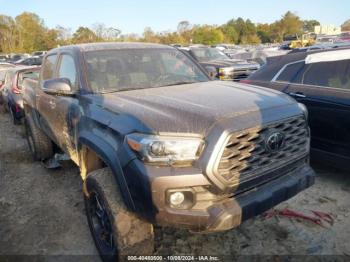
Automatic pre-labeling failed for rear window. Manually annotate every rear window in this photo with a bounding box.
[5,71,15,84]
[18,70,40,88]
[0,70,8,81]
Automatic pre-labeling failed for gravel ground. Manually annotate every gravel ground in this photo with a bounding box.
[0,112,349,261]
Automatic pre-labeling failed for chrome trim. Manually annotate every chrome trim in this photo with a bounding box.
[271,59,305,82]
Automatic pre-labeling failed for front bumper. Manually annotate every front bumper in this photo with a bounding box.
[152,164,315,232]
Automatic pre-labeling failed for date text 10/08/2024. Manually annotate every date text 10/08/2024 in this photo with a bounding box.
[127,256,220,261]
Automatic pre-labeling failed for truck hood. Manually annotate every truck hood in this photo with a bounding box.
[200,59,259,69]
[92,81,298,135]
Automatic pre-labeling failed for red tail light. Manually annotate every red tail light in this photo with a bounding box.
[12,75,21,94]
[240,79,253,84]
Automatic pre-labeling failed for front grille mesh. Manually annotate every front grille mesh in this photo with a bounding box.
[215,116,309,185]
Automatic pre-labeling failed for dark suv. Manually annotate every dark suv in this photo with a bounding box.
[244,48,350,169]
[23,42,314,261]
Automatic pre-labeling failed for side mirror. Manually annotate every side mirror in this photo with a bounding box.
[43,78,74,96]
[204,66,218,80]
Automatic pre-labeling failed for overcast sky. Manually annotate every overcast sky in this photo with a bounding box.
[1,0,349,35]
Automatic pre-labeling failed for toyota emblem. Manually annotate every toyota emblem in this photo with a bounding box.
[266,132,285,152]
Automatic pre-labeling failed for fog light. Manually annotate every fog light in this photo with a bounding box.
[169,192,185,206]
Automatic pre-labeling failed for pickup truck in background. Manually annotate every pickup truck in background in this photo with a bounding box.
[179,46,260,81]
[22,42,315,262]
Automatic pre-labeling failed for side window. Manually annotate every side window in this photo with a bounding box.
[302,60,350,90]
[161,52,196,77]
[42,54,57,80]
[58,55,77,88]
[276,61,305,84]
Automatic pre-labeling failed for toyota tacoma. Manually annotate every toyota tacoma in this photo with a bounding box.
[22,42,315,261]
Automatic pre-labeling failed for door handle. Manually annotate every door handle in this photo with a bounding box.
[289,92,306,98]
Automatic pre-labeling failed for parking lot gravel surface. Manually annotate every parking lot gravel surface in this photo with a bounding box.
[0,112,349,261]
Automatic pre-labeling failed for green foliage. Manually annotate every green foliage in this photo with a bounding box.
[0,15,17,53]
[142,27,160,43]
[303,20,320,33]
[0,10,323,53]
[257,23,272,43]
[192,25,224,45]
[342,19,350,31]
[15,12,48,52]
[72,27,99,44]
[220,21,238,43]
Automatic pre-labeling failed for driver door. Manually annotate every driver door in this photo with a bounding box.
[37,53,80,160]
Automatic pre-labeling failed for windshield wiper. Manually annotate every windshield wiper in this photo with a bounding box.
[160,81,197,87]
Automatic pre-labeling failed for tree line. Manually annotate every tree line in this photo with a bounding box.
[0,11,347,53]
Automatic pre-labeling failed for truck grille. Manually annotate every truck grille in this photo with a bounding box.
[214,116,309,186]
[233,68,258,80]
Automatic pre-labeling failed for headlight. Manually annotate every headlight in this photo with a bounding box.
[219,67,234,80]
[298,103,308,120]
[219,67,234,75]
[126,133,204,165]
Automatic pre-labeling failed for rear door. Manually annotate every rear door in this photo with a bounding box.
[277,59,350,160]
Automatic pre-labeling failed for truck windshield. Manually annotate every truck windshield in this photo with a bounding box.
[192,48,228,62]
[84,48,209,93]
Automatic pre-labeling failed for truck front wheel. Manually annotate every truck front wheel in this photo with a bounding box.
[24,115,54,160]
[84,167,154,262]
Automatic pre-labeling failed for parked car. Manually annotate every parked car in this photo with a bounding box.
[243,48,350,169]
[1,66,40,124]
[23,42,314,261]
[8,54,26,63]
[0,62,16,69]
[0,68,11,111]
[179,46,260,81]
[14,56,42,66]
[0,69,16,113]
[336,32,350,43]
[0,55,10,62]
[288,42,350,54]
[31,50,47,57]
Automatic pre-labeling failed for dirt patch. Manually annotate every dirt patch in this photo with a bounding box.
[0,112,349,260]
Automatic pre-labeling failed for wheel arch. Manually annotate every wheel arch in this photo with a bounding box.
[78,131,136,211]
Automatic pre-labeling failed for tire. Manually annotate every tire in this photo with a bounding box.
[25,115,54,161]
[84,167,154,262]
